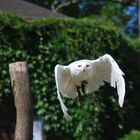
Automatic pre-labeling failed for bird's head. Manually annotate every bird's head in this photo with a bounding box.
[69,60,93,76]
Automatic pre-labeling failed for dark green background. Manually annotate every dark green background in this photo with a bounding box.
[0,13,140,140]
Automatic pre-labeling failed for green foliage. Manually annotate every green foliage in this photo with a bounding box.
[0,13,140,140]
[101,1,128,26]
[119,130,140,140]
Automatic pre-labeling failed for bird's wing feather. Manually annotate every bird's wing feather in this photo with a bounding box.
[55,64,76,119]
[89,54,125,107]
[55,64,77,98]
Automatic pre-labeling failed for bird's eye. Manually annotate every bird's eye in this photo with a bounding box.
[78,65,81,67]
[86,64,90,67]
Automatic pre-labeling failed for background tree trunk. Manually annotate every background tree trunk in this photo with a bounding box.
[9,62,33,140]
[138,0,140,38]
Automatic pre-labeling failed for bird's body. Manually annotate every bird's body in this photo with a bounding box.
[55,54,125,119]
[69,60,92,93]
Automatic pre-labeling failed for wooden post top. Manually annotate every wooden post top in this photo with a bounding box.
[9,62,28,72]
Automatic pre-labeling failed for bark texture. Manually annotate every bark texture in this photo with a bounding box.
[9,62,33,140]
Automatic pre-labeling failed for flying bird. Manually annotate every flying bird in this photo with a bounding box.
[55,54,125,119]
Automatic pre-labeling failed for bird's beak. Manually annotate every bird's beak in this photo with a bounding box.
[82,69,86,72]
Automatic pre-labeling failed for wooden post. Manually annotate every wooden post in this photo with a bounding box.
[9,62,33,140]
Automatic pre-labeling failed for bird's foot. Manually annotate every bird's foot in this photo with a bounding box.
[81,80,88,95]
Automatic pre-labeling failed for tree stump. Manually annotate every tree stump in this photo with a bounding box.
[9,62,33,140]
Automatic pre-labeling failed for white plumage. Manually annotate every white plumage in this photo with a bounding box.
[54,54,125,119]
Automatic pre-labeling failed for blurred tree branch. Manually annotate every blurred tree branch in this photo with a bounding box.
[113,0,137,5]
[51,0,79,12]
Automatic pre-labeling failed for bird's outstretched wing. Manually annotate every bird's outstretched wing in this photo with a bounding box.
[89,54,125,107]
[55,64,76,119]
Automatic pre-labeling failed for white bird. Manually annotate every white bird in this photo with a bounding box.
[54,54,125,119]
